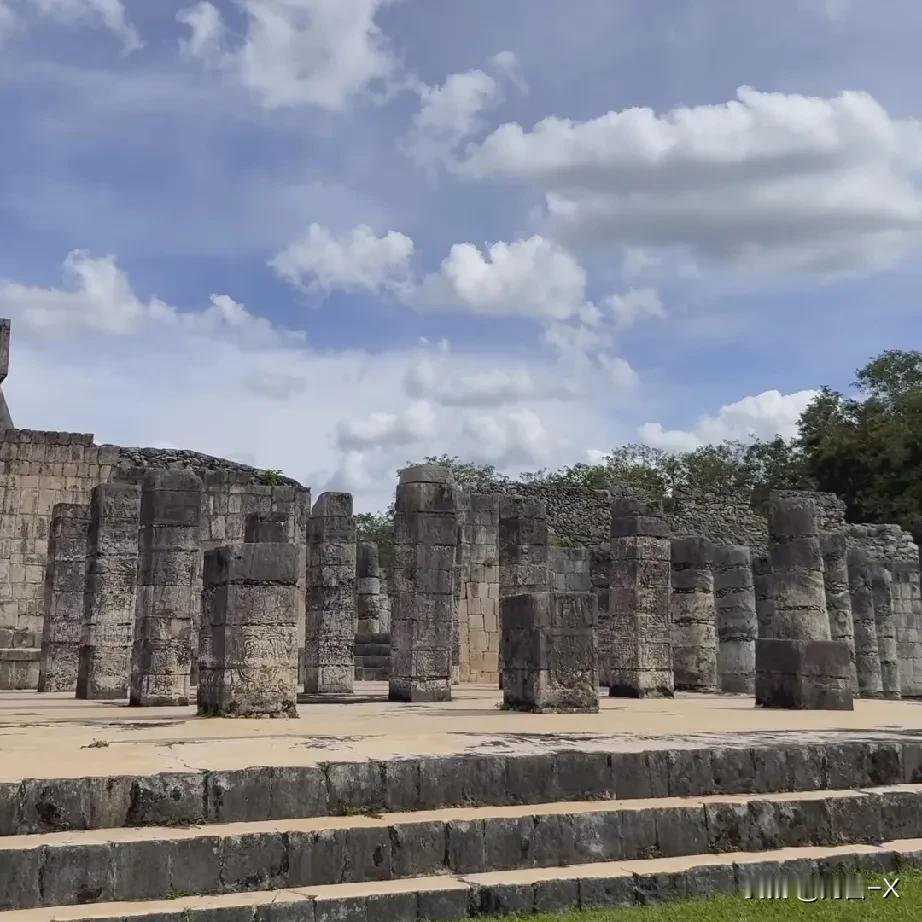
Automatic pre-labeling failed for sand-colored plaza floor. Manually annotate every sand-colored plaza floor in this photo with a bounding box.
[2,683,922,782]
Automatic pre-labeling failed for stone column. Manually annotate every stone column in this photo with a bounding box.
[198,543,300,717]
[871,564,901,699]
[891,559,922,698]
[755,494,852,710]
[714,544,757,694]
[751,554,775,640]
[303,492,356,694]
[905,562,922,697]
[356,542,384,638]
[129,471,204,707]
[847,547,884,698]
[670,536,718,692]
[502,589,598,712]
[820,531,858,694]
[37,503,90,692]
[608,497,673,698]
[549,545,592,594]
[76,483,141,700]
[390,465,459,702]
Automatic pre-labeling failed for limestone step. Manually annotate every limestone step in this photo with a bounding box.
[2,784,922,910]
[354,667,390,681]
[1,839,918,921]
[3,737,917,837]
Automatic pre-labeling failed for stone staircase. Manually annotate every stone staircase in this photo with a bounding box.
[354,632,390,681]
[2,738,922,919]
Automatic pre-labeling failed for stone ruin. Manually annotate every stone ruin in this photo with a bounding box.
[1,316,922,712]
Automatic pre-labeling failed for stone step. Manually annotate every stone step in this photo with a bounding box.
[2,737,917,837]
[1,839,918,921]
[2,785,922,910]
[354,667,390,681]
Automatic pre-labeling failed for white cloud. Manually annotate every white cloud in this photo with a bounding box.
[412,235,590,320]
[177,0,395,110]
[404,355,581,406]
[270,224,414,294]
[336,401,438,451]
[28,0,141,51]
[604,287,665,329]
[461,408,556,468]
[0,250,302,346]
[639,388,819,452]
[461,87,922,273]
[598,353,639,389]
[404,51,526,170]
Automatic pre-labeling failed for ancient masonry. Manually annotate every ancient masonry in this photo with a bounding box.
[820,530,858,693]
[199,541,300,717]
[75,482,141,700]
[756,494,853,710]
[670,536,718,692]
[129,471,204,707]
[713,544,757,694]
[871,563,901,699]
[390,465,458,702]
[36,503,90,692]
[356,541,390,637]
[847,545,885,698]
[304,492,357,694]
[501,497,598,712]
[608,497,673,698]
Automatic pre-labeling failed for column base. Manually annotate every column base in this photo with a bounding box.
[756,638,854,710]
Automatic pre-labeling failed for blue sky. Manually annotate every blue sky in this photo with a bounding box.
[0,0,920,512]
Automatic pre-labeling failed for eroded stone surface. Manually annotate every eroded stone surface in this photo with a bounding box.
[848,546,884,699]
[871,564,901,699]
[671,537,718,693]
[714,544,757,694]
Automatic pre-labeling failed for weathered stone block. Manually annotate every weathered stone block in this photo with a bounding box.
[755,638,854,710]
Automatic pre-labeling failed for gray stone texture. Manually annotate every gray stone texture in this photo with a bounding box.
[457,493,500,683]
[304,492,356,694]
[757,495,852,710]
[871,563,902,699]
[129,470,204,706]
[356,542,390,638]
[76,482,141,699]
[893,560,922,697]
[502,589,598,712]
[751,554,775,640]
[608,497,673,698]
[199,543,300,717]
[670,536,719,692]
[37,503,90,691]
[713,544,757,694]
[549,545,592,594]
[390,465,459,702]
[847,547,884,698]
[0,318,11,430]
[820,530,858,693]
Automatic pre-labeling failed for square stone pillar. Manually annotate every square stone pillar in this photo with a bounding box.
[670,536,718,692]
[390,465,459,702]
[37,503,90,692]
[847,546,884,698]
[714,544,757,694]
[76,482,141,700]
[820,531,858,694]
[199,543,300,717]
[756,495,853,710]
[608,497,673,698]
[502,589,598,712]
[871,563,901,699]
[304,492,356,694]
[129,471,204,707]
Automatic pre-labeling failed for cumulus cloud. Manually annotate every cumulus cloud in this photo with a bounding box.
[460,408,555,468]
[639,388,818,452]
[412,235,590,320]
[270,224,414,294]
[27,0,141,51]
[0,250,303,346]
[460,86,922,273]
[404,50,527,170]
[177,0,395,110]
[604,287,665,329]
[336,401,438,451]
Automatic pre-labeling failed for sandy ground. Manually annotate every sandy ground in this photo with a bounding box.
[2,682,922,781]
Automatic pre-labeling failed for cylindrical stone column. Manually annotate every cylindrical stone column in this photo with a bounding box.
[751,554,775,640]
[390,465,459,702]
[198,543,300,717]
[76,482,141,700]
[756,494,852,710]
[304,492,356,694]
[906,563,922,697]
[714,544,757,694]
[820,531,858,694]
[847,546,884,698]
[871,563,901,699]
[670,536,718,692]
[129,471,204,707]
[356,542,384,638]
[37,503,90,692]
[608,497,673,698]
